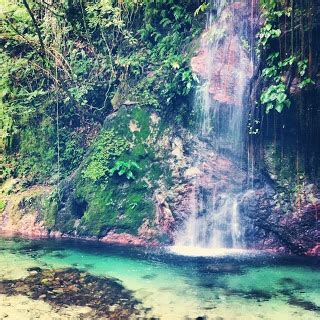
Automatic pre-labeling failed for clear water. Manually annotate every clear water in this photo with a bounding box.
[0,237,319,319]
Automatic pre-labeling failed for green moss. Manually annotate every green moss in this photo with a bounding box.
[131,107,151,140]
[42,194,58,229]
[82,129,129,182]
[266,143,294,182]
[149,162,162,181]
[264,142,307,198]
[121,194,154,233]
[131,143,147,159]
[104,107,131,136]
[16,119,56,183]
[56,215,77,234]
[43,190,77,234]
[80,187,116,236]
[51,106,173,238]
[73,176,154,236]
[61,135,85,176]
[0,199,6,213]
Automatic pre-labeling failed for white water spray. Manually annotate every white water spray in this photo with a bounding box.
[172,0,255,255]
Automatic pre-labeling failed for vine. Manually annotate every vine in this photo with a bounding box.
[257,0,316,114]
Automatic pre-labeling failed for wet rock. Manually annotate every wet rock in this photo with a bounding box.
[0,185,51,239]
[49,230,63,238]
[243,290,273,301]
[287,296,320,312]
[27,267,42,273]
[240,185,320,255]
[184,167,202,178]
[191,3,254,106]
[100,230,158,246]
[172,137,184,160]
[307,244,320,256]
[204,263,242,274]
[278,277,302,289]
[154,192,175,237]
[226,288,273,302]
[141,274,157,280]
[0,267,144,319]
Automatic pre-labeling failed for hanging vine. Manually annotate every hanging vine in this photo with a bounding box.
[257,0,318,114]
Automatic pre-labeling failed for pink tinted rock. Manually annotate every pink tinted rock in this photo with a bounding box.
[100,231,159,247]
[49,230,63,238]
[155,193,175,235]
[307,244,320,256]
[190,6,253,106]
[138,219,158,240]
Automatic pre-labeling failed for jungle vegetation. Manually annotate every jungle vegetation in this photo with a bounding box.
[0,0,319,215]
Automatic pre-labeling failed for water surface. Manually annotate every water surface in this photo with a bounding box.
[0,237,319,319]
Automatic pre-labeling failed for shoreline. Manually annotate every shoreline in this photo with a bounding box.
[1,231,319,258]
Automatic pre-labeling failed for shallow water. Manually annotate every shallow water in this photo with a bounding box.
[0,237,319,319]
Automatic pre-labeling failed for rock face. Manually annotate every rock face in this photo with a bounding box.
[0,2,318,255]
[191,2,254,106]
[169,141,246,221]
[164,133,319,255]
[1,128,317,255]
[0,124,318,256]
[0,181,50,238]
[240,185,320,255]
[165,0,318,255]
[100,230,159,247]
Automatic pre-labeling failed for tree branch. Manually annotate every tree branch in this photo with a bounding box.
[22,0,46,57]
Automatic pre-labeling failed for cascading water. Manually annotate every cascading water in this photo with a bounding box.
[172,0,255,254]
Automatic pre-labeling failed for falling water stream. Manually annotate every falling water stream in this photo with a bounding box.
[172,0,255,255]
[0,3,319,319]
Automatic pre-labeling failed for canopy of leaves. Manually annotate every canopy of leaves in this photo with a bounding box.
[0,0,204,183]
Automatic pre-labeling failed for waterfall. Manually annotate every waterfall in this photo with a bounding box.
[172,0,255,254]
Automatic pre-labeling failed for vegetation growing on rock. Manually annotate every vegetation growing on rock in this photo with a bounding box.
[0,0,319,254]
[0,0,202,238]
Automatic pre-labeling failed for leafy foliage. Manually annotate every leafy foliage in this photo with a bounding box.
[110,160,141,180]
[258,1,317,114]
[83,130,129,182]
[261,83,291,113]
[194,3,209,17]
[0,0,202,184]
[0,200,6,213]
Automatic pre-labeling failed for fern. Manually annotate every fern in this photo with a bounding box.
[110,160,141,180]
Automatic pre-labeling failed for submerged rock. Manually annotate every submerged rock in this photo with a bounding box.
[0,267,143,319]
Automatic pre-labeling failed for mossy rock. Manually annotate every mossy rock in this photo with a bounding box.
[53,106,173,238]
[0,199,6,213]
